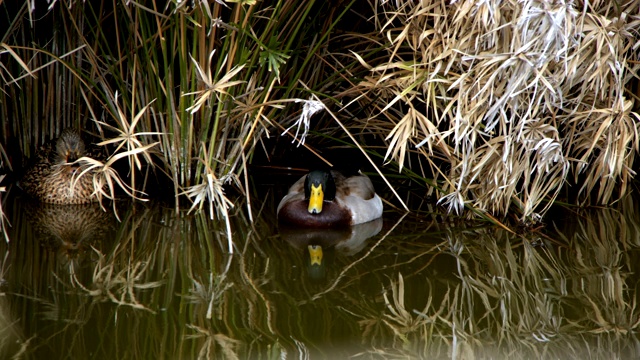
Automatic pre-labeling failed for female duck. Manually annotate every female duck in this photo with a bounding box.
[277,170,383,227]
[21,128,99,204]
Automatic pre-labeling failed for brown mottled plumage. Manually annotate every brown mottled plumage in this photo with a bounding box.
[20,128,101,204]
[25,201,116,270]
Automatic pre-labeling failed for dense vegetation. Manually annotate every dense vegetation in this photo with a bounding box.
[1,0,639,228]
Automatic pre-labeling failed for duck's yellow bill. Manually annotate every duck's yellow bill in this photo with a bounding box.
[308,245,323,266]
[308,183,324,214]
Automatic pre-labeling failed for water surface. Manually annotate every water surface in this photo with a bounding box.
[1,181,639,359]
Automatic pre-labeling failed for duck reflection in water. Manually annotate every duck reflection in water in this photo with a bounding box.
[279,218,383,280]
[24,201,115,274]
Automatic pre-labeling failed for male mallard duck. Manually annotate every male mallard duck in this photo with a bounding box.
[20,128,100,204]
[277,170,383,227]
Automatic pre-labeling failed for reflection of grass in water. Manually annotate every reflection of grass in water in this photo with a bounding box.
[357,198,640,358]
[1,197,295,358]
[558,196,640,337]
[2,195,640,358]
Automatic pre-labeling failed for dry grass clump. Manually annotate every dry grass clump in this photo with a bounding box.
[2,0,639,229]
[341,0,640,222]
[1,1,356,249]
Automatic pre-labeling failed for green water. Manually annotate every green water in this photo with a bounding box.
[1,181,639,359]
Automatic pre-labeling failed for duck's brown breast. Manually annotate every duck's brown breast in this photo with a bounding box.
[278,200,352,228]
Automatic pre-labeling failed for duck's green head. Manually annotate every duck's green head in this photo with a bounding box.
[304,170,336,214]
[55,128,86,165]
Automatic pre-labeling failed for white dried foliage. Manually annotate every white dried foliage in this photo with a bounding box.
[282,98,325,147]
[357,0,640,222]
